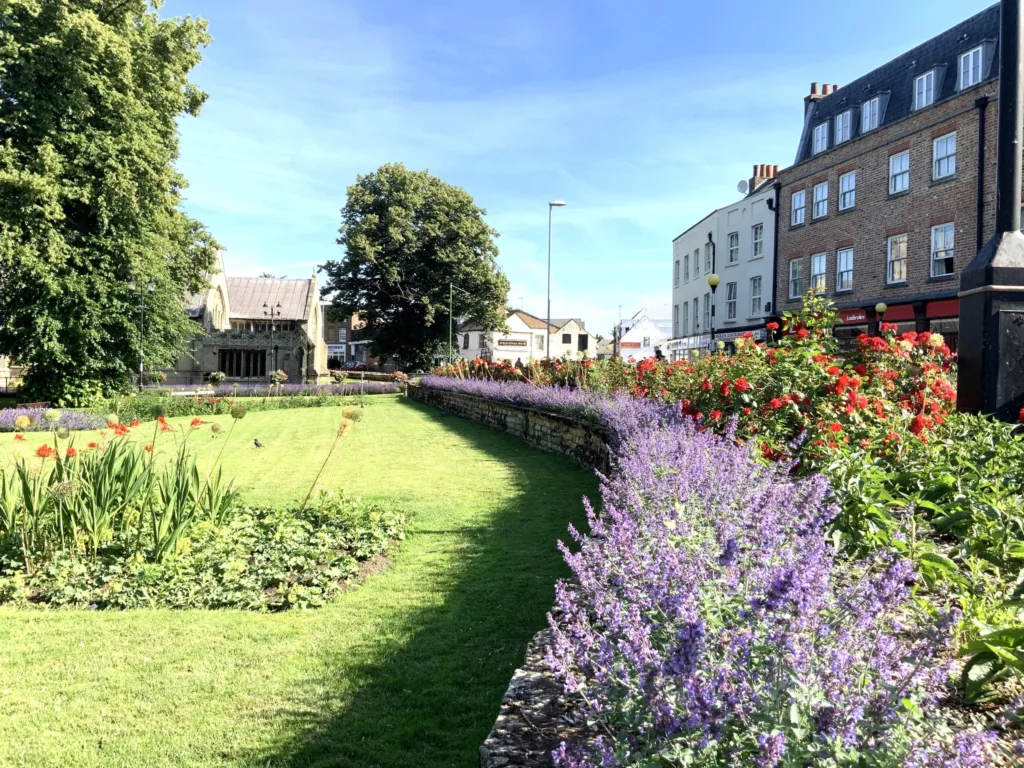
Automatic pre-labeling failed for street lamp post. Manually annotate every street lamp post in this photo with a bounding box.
[263,302,282,379]
[547,200,567,358]
[706,232,719,353]
[130,278,154,391]
[449,282,472,365]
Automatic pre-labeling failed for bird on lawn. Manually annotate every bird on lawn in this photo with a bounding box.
[254,438,264,448]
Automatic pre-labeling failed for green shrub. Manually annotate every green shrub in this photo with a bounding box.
[91,393,375,425]
[0,493,405,611]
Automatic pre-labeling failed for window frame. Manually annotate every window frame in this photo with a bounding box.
[728,232,739,264]
[933,131,957,180]
[931,223,955,278]
[704,292,711,330]
[673,304,680,337]
[810,252,827,293]
[834,110,852,144]
[791,190,807,226]
[812,181,828,219]
[725,282,738,320]
[683,254,689,283]
[693,297,700,334]
[812,122,829,154]
[561,333,572,345]
[862,96,880,132]
[889,151,910,194]
[674,259,680,287]
[836,247,854,293]
[681,301,688,336]
[751,223,764,258]
[959,45,983,90]
[887,233,908,285]
[704,243,712,272]
[789,259,805,300]
[750,276,762,317]
[693,248,700,277]
[839,171,856,211]
[914,70,935,110]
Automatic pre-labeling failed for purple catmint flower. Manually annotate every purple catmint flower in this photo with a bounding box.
[754,731,786,767]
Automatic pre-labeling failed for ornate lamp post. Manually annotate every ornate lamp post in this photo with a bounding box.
[707,273,721,352]
[129,278,155,391]
[263,301,281,379]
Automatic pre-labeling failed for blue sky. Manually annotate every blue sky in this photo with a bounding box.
[166,0,993,337]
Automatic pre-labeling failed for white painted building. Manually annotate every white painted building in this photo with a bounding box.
[458,310,597,362]
[615,308,670,359]
[668,165,780,360]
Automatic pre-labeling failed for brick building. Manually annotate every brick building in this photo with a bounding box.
[774,4,1005,350]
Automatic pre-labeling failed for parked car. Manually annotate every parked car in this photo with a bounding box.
[342,360,367,371]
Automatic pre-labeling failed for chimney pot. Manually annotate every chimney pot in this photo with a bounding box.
[811,82,819,95]
[760,164,768,176]
[822,84,832,96]
[773,165,780,176]
[753,164,759,177]
[833,84,839,92]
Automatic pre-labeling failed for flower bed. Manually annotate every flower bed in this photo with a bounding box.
[0,407,105,433]
[211,381,400,397]
[547,410,1001,766]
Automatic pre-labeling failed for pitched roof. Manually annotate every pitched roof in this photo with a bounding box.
[796,4,998,164]
[226,278,314,321]
[551,317,587,331]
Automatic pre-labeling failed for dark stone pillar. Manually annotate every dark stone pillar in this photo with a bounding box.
[958,0,1024,421]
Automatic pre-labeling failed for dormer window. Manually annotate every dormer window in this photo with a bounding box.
[862,97,880,132]
[959,46,983,89]
[812,123,829,154]
[834,110,852,144]
[914,71,935,109]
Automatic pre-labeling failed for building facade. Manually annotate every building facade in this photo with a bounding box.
[615,308,671,359]
[774,4,1003,350]
[668,165,779,360]
[172,263,329,384]
[458,310,597,362]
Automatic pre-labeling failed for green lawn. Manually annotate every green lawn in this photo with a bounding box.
[0,398,595,767]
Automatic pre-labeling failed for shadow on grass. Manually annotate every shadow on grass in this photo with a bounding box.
[255,398,596,768]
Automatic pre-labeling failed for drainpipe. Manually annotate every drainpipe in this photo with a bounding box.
[769,181,782,335]
[976,95,991,252]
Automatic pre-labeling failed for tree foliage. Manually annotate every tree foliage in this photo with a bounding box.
[0,0,218,404]
[321,163,510,370]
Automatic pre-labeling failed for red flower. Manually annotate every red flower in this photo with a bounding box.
[700,378,712,392]
[129,420,141,427]
[909,414,928,436]
[190,418,206,428]
[35,444,56,459]
[854,364,868,376]
[766,322,779,331]
[743,407,752,416]
[859,439,871,449]
[87,442,100,450]
[1020,407,1024,424]
[710,410,722,420]
[826,365,841,375]
[719,379,731,397]
[144,444,154,452]
[112,423,129,437]
[13,434,24,441]
[735,377,751,392]
[829,422,843,433]
[796,329,809,340]
[65,447,78,458]
[769,398,783,410]
[884,431,901,442]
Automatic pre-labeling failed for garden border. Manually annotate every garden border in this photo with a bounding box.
[407,385,610,470]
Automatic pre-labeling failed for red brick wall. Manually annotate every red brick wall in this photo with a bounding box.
[774,82,1003,319]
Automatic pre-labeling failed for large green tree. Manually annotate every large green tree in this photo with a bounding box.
[322,163,510,370]
[0,0,218,404]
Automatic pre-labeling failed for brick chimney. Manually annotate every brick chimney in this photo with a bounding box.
[749,163,779,192]
[804,81,828,117]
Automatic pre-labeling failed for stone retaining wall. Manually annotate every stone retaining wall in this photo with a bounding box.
[408,385,609,470]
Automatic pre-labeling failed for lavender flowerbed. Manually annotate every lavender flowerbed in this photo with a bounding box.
[0,408,106,433]
[417,379,1007,765]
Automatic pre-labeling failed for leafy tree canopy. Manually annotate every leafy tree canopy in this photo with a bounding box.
[321,163,510,370]
[0,0,218,405]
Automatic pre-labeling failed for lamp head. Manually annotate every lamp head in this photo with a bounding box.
[549,200,567,207]
[707,273,721,289]
[875,302,887,316]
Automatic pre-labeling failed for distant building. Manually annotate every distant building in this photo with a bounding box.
[774,4,1004,350]
[458,310,597,362]
[668,165,779,360]
[170,257,329,384]
[614,308,671,359]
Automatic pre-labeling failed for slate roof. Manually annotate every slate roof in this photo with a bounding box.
[459,309,558,333]
[796,3,999,164]
[551,317,587,331]
[225,278,313,321]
